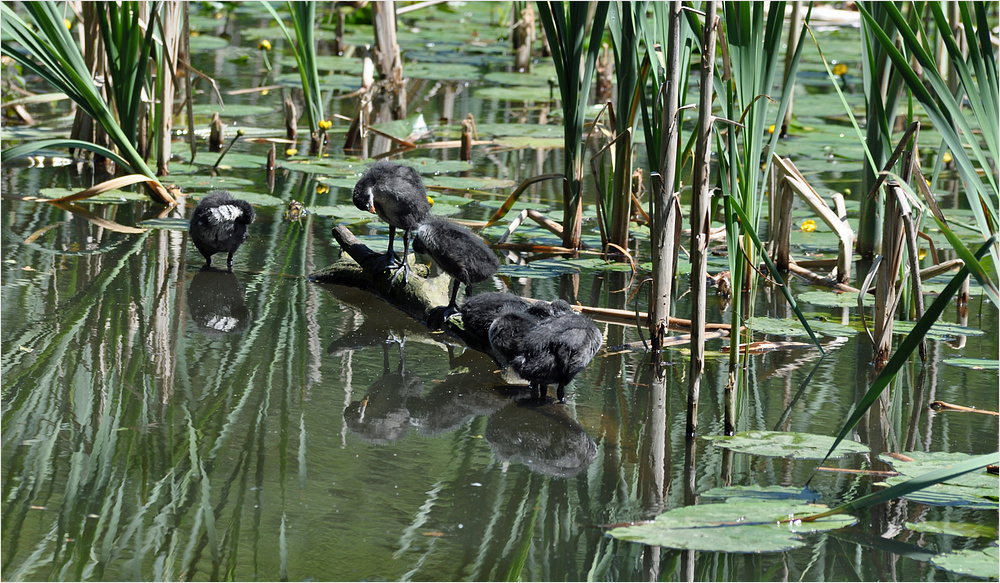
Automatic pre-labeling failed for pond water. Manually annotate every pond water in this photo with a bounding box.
[2,3,998,582]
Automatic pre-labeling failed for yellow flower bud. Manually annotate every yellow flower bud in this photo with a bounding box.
[286,148,298,156]
[258,39,272,51]
[833,63,848,76]
[800,219,817,233]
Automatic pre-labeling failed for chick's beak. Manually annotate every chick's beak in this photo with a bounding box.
[367,204,376,214]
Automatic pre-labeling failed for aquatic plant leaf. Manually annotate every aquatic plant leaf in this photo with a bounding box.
[136,218,189,231]
[191,104,276,118]
[474,123,564,138]
[701,485,821,503]
[607,500,856,552]
[423,175,516,191]
[891,320,984,340]
[189,35,230,51]
[497,260,580,278]
[878,451,999,509]
[309,205,381,222]
[930,544,999,579]
[705,431,868,459]
[747,316,858,337]
[906,520,998,539]
[942,358,999,370]
[798,290,874,308]
[37,187,146,203]
[404,62,482,80]
[167,175,257,189]
[474,86,557,102]
[816,239,995,467]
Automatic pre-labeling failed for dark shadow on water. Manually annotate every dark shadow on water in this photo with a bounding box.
[188,266,252,334]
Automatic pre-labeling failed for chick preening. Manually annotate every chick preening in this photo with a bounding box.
[457,292,531,353]
[509,308,602,403]
[352,160,431,284]
[413,216,500,310]
[189,190,256,268]
[488,300,572,365]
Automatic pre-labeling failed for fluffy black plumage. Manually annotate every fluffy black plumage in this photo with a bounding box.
[488,300,573,365]
[413,216,501,309]
[510,309,602,403]
[189,190,255,268]
[352,160,432,283]
[458,292,531,353]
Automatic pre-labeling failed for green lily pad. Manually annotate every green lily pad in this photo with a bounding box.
[497,259,580,278]
[701,485,821,503]
[798,290,872,308]
[404,62,482,80]
[186,190,283,207]
[188,35,230,51]
[746,316,858,337]
[879,452,999,509]
[475,85,556,102]
[191,104,276,118]
[608,500,856,553]
[942,358,1000,370]
[168,175,257,190]
[906,521,998,539]
[309,205,374,223]
[423,175,516,191]
[704,431,869,459]
[474,123,564,138]
[36,187,147,203]
[892,320,984,340]
[930,544,999,579]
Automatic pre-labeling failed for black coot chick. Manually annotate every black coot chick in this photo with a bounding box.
[510,306,602,403]
[189,190,256,268]
[488,300,573,365]
[352,160,432,284]
[454,292,530,352]
[413,216,501,310]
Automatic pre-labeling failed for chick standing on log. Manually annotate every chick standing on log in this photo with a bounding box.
[189,190,256,269]
[412,216,501,311]
[352,160,432,284]
[509,308,602,403]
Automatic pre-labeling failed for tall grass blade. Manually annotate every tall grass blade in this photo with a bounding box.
[815,237,996,468]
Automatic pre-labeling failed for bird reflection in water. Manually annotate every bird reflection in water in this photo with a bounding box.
[343,343,425,444]
[485,401,598,478]
[188,267,251,334]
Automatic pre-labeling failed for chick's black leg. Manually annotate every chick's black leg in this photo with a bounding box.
[388,230,412,285]
[557,383,566,403]
[385,226,400,265]
[227,252,235,269]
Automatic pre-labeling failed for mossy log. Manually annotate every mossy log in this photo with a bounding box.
[309,225,453,326]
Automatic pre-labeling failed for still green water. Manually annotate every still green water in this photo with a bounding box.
[2,3,998,581]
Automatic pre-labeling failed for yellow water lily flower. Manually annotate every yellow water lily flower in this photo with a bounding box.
[943,151,953,164]
[286,148,298,156]
[318,119,333,130]
[316,184,329,194]
[258,39,271,51]
[801,219,817,232]
[768,124,776,134]
[833,62,848,76]
[64,19,72,30]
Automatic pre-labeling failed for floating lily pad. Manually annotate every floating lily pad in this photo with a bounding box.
[474,123,563,138]
[309,205,374,223]
[404,62,482,80]
[892,320,984,340]
[423,175,516,191]
[168,175,257,190]
[704,431,868,459]
[278,55,361,73]
[191,104,276,118]
[474,85,556,102]
[483,69,557,87]
[701,485,821,503]
[497,259,580,278]
[878,452,999,509]
[942,358,1000,370]
[186,191,283,207]
[607,500,856,553]
[797,290,872,308]
[930,544,999,579]
[188,35,230,51]
[906,520,998,539]
[747,316,858,337]
[36,187,147,203]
